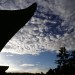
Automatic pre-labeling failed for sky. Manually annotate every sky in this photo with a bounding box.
[0,0,75,73]
[0,51,57,73]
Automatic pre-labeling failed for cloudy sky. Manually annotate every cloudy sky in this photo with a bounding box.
[0,0,75,73]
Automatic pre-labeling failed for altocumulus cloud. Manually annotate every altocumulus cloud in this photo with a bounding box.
[1,0,75,55]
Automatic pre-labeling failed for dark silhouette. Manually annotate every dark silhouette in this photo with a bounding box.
[0,3,37,74]
[70,51,75,66]
[68,50,75,75]
[46,47,75,75]
[55,47,69,67]
[0,3,37,52]
[0,66,9,74]
[46,69,55,75]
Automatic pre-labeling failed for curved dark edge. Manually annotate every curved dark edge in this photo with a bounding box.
[0,3,37,51]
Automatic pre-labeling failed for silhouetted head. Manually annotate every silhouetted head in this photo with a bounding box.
[0,3,37,52]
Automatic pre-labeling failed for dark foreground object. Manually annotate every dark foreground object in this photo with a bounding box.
[0,3,37,52]
[0,2,37,74]
[0,66,9,74]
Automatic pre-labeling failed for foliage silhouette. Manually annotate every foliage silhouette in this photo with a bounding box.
[46,69,55,75]
[55,47,69,67]
[46,47,75,75]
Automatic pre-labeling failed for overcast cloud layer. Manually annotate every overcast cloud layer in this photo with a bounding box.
[1,0,75,55]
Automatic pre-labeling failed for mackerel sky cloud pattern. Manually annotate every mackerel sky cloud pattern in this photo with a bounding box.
[1,0,75,55]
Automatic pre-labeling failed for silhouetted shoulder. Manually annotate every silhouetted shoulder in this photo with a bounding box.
[0,3,37,51]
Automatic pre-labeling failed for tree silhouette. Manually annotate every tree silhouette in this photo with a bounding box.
[46,69,55,75]
[71,51,75,66]
[55,47,70,75]
[68,50,75,75]
[56,47,69,67]
[47,47,75,75]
